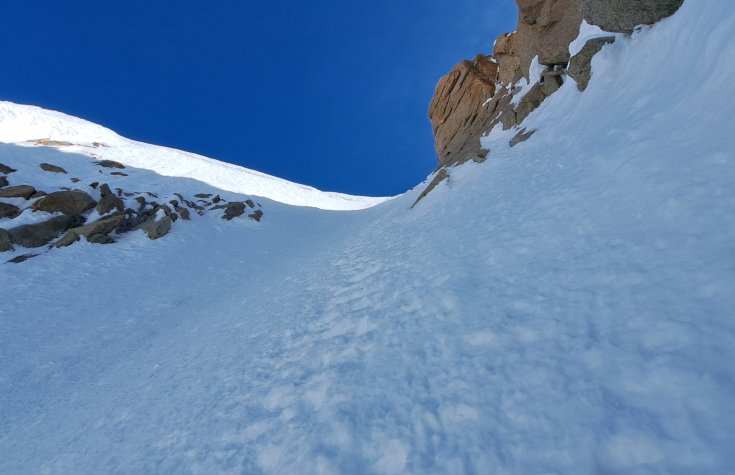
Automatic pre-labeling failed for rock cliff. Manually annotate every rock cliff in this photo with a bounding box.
[427,0,684,171]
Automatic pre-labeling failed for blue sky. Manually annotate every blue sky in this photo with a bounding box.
[0,0,515,196]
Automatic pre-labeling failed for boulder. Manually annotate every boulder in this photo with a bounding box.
[222,202,246,220]
[55,214,123,248]
[568,36,616,91]
[139,216,172,240]
[0,163,16,175]
[8,214,85,248]
[32,191,96,215]
[96,160,125,169]
[248,210,264,222]
[29,191,47,199]
[0,202,21,219]
[96,184,125,215]
[40,163,67,174]
[0,185,36,200]
[0,228,12,252]
[578,0,684,33]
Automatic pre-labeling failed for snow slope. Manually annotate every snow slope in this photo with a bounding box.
[1,1,735,473]
[0,102,389,211]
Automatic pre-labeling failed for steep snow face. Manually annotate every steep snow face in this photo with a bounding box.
[0,102,389,211]
[2,1,735,474]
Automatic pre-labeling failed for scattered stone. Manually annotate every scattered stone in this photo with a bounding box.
[55,214,123,248]
[71,177,80,183]
[110,172,128,176]
[0,185,36,200]
[175,206,190,220]
[92,142,108,148]
[32,191,96,215]
[146,192,159,198]
[89,182,99,189]
[222,202,246,220]
[510,128,536,147]
[8,215,85,248]
[248,210,264,222]
[0,163,16,175]
[0,203,21,219]
[568,36,616,91]
[212,195,222,204]
[194,193,212,198]
[0,176,7,188]
[7,253,38,264]
[245,199,255,208]
[29,138,73,147]
[40,163,67,174]
[139,216,172,240]
[96,160,125,169]
[0,228,12,252]
[96,184,125,215]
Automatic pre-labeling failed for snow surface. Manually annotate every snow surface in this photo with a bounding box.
[0,102,389,211]
[2,0,735,473]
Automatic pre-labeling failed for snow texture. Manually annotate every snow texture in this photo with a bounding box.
[1,1,735,473]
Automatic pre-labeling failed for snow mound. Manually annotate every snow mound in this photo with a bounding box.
[0,101,390,210]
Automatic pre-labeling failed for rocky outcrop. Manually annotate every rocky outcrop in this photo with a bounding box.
[0,185,36,200]
[426,0,683,171]
[429,55,498,167]
[578,0,685,33]
[96,160,125,169]
[96,184,125,215]
[139,215,172,240]
[55,214,124,248]
[568,36,616,91]
[32,191,96,215]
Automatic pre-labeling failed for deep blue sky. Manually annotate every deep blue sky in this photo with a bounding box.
[0,0,515,196]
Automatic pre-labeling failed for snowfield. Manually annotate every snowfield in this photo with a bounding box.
[1,1,734,473]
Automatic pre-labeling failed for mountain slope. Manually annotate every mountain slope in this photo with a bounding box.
[1,1,735,474]
[0,101,389,211]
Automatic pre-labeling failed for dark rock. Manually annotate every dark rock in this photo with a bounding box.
[0,185,36,200]
[578,0,684,33]
[96,184,125,215]
[175,206,191,220]
[194,193,212,198]
[0,228,12,252]
[245,199,255,208]
[146,192,159,198]
[222,202,246,220]
[249,210,264,222]
[0,163,16,175]
[510,128,536,147]
[55,214,123,248]
[7,253,38,264]
[212,195,222,204]
[9,215,85,248]
[412,169,449,208]
[89,182,99,189]
[32,191,96,215]
[29,191,47,200]
[40,163,67,174]
[96,160,125,169]
[71,177,80,183]
[110,172,128,176]
[568,37,616,91]
[0,176,7,188]
[139,216,172,240]
[0,203,21,219]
